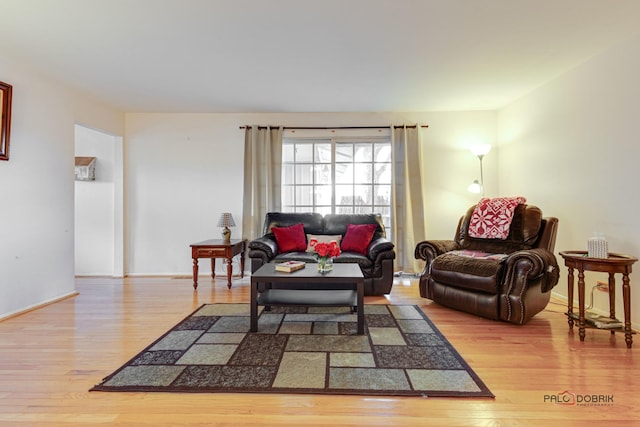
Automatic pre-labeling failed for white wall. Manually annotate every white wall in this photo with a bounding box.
[418,111,497,238]
[0,52,124,319]
[498,33,640,323]
[74,125,115,275]
[125,111,496,277]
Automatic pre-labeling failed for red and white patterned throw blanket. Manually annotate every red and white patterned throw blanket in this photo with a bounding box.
[468,197,527,240]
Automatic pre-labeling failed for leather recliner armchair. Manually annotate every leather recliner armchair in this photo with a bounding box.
[248,212,396,295]
[414,203,559,325]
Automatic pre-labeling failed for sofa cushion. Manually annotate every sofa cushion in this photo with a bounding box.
[322,213,386,240]
[272,223,307,253]
[450,250,508,261]
[335,252,373,269]
[341,223,377,255]
[263,212,324,236]
[273,252,319,264]
[430,253,504,294]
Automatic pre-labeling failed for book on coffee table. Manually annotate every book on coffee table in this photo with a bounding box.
[275,261,306,273]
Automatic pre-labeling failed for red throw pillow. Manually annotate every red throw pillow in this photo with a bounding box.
[341,223,377,255]
[271,223,307,253]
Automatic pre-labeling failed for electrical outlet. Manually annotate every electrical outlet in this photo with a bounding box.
[596,281,609,292]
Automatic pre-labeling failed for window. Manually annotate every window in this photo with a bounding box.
[282,137,392,237]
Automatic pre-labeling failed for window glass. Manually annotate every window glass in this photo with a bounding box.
[354,163,372,183]
[354,143,372,162]
[282,144,295,162]
[296,144,313,162]
[282,137,392,239]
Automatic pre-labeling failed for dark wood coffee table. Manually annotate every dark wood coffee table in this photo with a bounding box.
[250,263,364,334]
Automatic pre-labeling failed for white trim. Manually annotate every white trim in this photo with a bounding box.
[284,128,391,139]
[0,291,79,321]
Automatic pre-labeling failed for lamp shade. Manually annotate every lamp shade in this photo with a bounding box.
[470,144,491,157]
[217,212,236,228]
[467,180,482,194]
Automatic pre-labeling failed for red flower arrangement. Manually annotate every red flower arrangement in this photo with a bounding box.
[309,239,341,258]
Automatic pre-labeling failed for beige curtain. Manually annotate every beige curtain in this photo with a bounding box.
[242,126,284,240]
[391,125,426,273]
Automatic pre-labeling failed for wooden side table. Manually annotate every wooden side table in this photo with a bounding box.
[559,250,637,348]
[190,239,247,289]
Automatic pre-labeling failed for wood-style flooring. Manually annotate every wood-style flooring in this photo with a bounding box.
[0,275,638,426]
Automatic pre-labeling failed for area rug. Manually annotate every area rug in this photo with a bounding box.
[91,304,494,398]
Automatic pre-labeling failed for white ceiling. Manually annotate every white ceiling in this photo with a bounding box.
[1,0,639,113]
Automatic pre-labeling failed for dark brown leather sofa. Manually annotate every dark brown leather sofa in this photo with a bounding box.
[414,203,559,324]
[248,212,395,295]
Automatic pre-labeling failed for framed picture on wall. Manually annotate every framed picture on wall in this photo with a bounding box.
[0,81,13,161]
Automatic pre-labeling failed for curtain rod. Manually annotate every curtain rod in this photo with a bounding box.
[239,125,428,130]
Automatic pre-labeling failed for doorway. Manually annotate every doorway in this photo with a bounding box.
[74,124,124,277]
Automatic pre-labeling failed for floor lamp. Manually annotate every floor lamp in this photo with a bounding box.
[467,144,491,197]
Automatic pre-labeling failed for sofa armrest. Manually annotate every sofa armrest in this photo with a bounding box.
[248,236,278,260]
[368,237,395,261]
[503,248,560,293]
[414,240,459,264]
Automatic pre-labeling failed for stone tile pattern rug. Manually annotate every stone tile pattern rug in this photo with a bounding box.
[91,304,494,398]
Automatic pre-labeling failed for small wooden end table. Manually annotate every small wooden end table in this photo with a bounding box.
[250,263,365,335]
[559,250,637,348]
[190,239,247,289]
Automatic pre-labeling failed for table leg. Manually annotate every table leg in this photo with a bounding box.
[578,268,586,342]
[567,267,574,329]
[240,250,246,278]
[357,280,364,335]
[226,257,233,289]
[192,258,199,289]
[608,273,616,335]
[250,279,258,332]
[211,258,216,279]
[622,272,633,348]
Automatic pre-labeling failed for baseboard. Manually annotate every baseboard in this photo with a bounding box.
[125,272,247,278]
[0,291,79,322]
[75,274,124,278]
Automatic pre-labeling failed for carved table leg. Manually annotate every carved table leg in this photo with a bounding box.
[608,273,616,335]
[240,251,246,278]
[622,272,633,348]
[226,257,233,289]
[192,258,199,289]
[578,268,586,342]
[567,267,574,329]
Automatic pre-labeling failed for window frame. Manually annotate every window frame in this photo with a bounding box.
[282,134,392,237]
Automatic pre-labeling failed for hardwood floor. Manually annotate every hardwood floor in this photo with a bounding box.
[0,275,638,426]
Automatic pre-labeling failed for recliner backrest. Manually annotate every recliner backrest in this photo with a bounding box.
[455,204,544,254]
[533,217,558,253]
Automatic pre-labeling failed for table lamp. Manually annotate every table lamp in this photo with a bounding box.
[217,212,236,242]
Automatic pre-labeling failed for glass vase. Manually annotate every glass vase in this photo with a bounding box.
[317,256,333,273]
